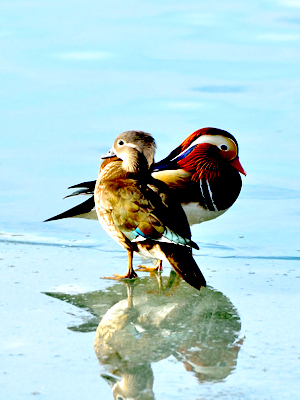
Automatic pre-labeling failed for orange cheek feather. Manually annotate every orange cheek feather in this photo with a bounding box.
[178,144,220,181]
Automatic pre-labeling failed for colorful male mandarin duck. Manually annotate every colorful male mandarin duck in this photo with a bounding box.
[151,127,246,225]
[45,128,246,227]
[93,130,206,290]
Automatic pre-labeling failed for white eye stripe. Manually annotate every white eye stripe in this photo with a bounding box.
[188,135,236,149]
[125,143,138,149]
[116,141,138,149]
[172,135,236,161]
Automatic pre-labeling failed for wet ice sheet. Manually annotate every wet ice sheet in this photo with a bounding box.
[0,226,299,399]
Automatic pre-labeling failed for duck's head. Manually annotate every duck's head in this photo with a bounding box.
[154,127,246,180]
[179,127,246,175]
[102,131,156,173]
[101,371,155,400]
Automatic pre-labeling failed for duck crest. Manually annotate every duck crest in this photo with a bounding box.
[180,127,238,151]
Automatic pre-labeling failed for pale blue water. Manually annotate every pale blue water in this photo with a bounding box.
[1,1,300,399]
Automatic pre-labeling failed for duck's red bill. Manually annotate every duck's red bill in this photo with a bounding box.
[230,157,247,176]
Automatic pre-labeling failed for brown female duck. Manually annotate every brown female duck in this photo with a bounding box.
[94,131,206,290]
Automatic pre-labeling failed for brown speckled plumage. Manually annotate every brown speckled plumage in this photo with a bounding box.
[94,131,206,289]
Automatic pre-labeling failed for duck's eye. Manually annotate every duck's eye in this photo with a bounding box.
[219,144,228,151]
[117,139,125,146]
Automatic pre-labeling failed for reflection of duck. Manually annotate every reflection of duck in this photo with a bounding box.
[44,275,243,397]
[177,336,245,382]
[101,366,154,400]
[94,131,205,289]
[45,127,246,226]
[92,275,243,397]
[95,283,155,400]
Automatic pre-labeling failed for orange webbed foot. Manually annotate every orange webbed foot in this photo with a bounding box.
[101,270,138,280]
[136,260,162,273]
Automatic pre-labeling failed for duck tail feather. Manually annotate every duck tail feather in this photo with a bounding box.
[44,197,96,222]
[161,245,206,290]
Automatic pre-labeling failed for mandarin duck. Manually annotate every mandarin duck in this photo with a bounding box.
[45,127,246,226]
[93,130,206,290]
[152,127,246,225]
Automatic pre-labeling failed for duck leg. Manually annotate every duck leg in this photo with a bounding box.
[136,259,163,273]
[101,250,138,280]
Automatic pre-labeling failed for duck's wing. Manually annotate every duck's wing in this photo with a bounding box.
[102,178,198,250]
[144,180,198,249]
